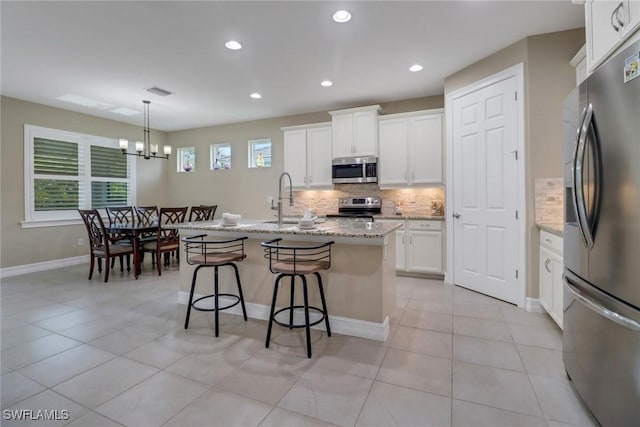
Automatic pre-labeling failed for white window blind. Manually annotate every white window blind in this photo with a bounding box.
[23,125,136,227]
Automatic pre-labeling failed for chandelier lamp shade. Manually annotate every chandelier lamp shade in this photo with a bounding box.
[119,100,171,159]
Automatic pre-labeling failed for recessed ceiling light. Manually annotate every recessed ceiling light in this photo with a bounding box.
[225,40,242,50]
[321,80,333,87]
[333,10,352,23]
[250,93,262,99]
[409,64,424,72]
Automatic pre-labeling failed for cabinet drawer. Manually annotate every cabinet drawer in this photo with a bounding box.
[407,220,442,231]
[540,230,563,255]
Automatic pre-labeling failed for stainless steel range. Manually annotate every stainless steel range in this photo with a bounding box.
[326,197,381,221]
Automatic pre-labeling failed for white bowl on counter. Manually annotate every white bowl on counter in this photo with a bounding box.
[222,213,241,226]
[298,217,317,229]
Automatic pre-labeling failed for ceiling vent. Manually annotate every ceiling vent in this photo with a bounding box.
[146,86,173,97]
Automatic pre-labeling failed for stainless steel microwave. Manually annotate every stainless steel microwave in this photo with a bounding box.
[332,156,378,184]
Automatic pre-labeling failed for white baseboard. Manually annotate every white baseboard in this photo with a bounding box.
[0,255,90,279]
[178,291,389,342]
[525,297,545,313]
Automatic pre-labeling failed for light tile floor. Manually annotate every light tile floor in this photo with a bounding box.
[1,264,598,426]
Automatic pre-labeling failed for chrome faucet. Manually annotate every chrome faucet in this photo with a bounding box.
[271,172,294,226]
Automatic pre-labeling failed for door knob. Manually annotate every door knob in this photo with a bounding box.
[452,213,461,219]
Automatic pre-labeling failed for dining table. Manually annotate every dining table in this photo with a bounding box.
[106,222,158,279]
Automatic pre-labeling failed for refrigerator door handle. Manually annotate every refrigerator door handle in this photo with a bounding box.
[565,275,640,332]
[572,105,590,247]
[585,109,602,245]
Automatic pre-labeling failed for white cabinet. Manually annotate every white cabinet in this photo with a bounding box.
[282,123,332,189]
[380,219,444,275]
[379,110,443,187]
[586,0,640,72]
[395,226,406,271]
[329,105,381,158]
[539,230,564,329]
[406,220,443,274]
[570,45,588,86]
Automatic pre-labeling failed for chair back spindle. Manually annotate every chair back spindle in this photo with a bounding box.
[189,205,217,222]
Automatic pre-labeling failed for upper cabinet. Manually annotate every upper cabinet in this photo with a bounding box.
[378,109,444,188]
[586,0,640,72]
[570,45,587,86]
[283,123,333,189]
[329,105,382,158]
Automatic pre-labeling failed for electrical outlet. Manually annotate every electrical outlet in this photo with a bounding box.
[77,238,84,246]
[267,196,274,204]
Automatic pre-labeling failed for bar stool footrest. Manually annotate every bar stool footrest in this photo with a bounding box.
[191,294,241,312]
[273,305,326,329]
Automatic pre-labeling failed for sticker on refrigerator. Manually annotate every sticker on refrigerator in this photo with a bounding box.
[624,52,639,83]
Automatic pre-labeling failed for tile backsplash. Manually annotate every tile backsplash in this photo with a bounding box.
[287,184,445,216]
[535,178,563,224]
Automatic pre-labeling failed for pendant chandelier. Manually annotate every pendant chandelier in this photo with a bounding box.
[119,100,171,159]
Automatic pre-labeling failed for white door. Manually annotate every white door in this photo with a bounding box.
[379,118,409,185]
[307,126,332,187]
[451,75,519,303]
[283,129,308,188]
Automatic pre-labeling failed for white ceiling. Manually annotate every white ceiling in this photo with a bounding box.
[1,1,584,132]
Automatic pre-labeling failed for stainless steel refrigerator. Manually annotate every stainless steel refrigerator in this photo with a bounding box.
[563,39,640,426]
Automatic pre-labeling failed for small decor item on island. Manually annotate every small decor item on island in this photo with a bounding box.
[298,211,317,229]
[431,200,444,216]
[222,213,241,226]
[183,163,193,172]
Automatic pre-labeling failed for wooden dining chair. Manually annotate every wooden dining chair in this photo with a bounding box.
[188,205,217,222]
[105,206,134,272]
[141,207,188,275]
[78,209,135,282]
[134,205,159,265]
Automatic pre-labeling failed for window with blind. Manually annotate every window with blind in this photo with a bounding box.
[24,125,136,226]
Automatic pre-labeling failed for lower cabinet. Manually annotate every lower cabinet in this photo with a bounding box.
[539,230,563,329]
[395,226,406,271]
[383,220,444,275]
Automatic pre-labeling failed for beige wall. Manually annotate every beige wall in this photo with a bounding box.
[0,97,169,268]
[165,96,444,219]
[0,95,442,269]
[444,29,584,299]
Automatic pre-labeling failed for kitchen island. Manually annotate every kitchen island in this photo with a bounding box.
[171,219,402,341]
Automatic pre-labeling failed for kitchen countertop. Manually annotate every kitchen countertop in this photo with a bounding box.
[537,222,563,237]
[373,214,444,221]
[170,218,404,245]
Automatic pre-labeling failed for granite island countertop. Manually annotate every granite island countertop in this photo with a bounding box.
[170,219,404,245]
[373,214,445,221]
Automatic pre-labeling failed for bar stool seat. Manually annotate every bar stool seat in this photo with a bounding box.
[261,238,334,358]
[183,235,248,337]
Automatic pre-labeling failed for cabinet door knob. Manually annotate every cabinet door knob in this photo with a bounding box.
[453,213,461,219]
[545,258,552,273]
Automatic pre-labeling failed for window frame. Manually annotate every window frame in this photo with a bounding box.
[177,147,196,172]
[210,143,231,170]
[247,138,272,168]
[23,125,136,228]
